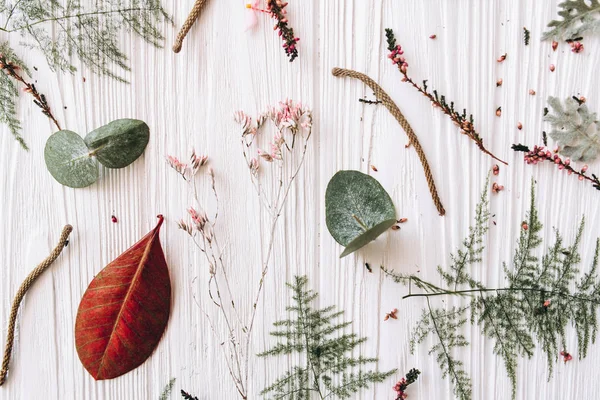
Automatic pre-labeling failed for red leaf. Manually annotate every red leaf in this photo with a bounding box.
[75,215,171,380]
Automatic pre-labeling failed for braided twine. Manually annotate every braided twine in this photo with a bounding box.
[173,0,209,53]
[332,67,446,216]
[0,225,73,386]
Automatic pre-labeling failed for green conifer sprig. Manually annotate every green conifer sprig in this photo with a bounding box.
[384,181,600,400]
[259,276,396,399]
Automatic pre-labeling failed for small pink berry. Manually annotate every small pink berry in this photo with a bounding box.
[582,165,589,173]
[550,64,555,72]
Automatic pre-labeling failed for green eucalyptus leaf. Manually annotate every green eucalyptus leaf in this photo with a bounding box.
[325,170,397,258]
[44,130,99,188]
[84,119,149,168]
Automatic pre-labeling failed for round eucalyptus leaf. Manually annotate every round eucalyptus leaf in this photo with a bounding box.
[84,119,149,169]
[44,130,99,188]
[325,170,397,258]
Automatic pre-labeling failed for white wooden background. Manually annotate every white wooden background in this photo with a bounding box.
[1,1,599,399]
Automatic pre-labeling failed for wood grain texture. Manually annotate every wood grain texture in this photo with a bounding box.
[1,0,599,399]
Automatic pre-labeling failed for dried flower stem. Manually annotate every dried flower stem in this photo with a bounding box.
[0,54,61,130]
[385,28,507,165]
[332,67,446,216]
[171,101,312,399]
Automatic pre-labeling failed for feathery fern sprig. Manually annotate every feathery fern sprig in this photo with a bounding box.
[384,181,600,399]
[1,0,171,81]
[0,0,170,147]
[259,276,396,399]
[159,378,176,400]
[0,41,29,149]
[543,0,600,41]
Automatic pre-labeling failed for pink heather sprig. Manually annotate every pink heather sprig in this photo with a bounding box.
[512,143,600,191]
[384,28,507,166]
[393,368,421,400]
[246,0,299,62]
[388,44,408,74]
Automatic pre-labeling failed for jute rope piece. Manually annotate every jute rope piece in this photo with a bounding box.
[0,225,73,386]
[173,0,209,53]
[332,67,446,216]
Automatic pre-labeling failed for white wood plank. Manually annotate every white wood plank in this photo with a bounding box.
[0,0,599,399]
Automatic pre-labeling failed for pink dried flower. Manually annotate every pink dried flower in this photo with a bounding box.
[492,182,504,193]
[429,34,437,39]
[167,155,189,176]
[497,53,507,63]
[249,158,260,175]
[190,150,208,175]
[492,164,500,175]
[529,89,536,95]
[234,110,261,136]
[570,41,584,53]
[550,64,555,72]
[388,44,409,73]
[245,1,261,31]
[258,149,274,162]
[552,41,559,51]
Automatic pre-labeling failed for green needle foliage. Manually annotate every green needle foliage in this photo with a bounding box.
[0,41,29,149]
[384,181,600,400]
[159,378,176,400]
[259,276,396,399]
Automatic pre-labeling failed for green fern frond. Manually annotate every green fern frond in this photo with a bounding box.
[411,303,471,400]
[388,179,600,400]
[259,276,396,399]
[2,0,171,82]
[542,0,600,41]
[439,178,490,290]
